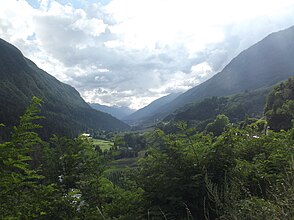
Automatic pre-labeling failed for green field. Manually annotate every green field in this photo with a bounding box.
[92,138,113,151]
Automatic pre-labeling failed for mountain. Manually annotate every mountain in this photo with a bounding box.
[163,86,272,131]
[0,38,129,139]
[139,25,294,124]
[89,103,135,120]
[123,93,181,126]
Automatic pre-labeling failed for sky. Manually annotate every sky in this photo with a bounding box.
[1,0,294,109]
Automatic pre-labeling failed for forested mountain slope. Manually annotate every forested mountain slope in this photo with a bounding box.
[141,25,294,124]
[0,38,129,139]
[163,86,271,131]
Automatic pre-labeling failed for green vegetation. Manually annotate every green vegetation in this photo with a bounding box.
[1,25,294,219]
[265,77,294,131]
[110,157,138,168]
[1,78,294,219]
[162,86,271,133]
[205,114,230,136]
[92,138,113,151]
[0,97,139,219]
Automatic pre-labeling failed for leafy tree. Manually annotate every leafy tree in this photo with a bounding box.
[136,128,213,219]
[135,118,294,219]
[265,77,294,131]
[205,114,230,136]
[41,135,108,218]
[206,127,294,219]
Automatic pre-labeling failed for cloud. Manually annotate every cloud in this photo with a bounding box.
[1,0,294,109]
[70,18,107,37]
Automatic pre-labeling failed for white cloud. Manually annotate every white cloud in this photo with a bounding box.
[105,0,294,55]
[71,18,107,37]
[0,0,35,43]
[191,62,212,75]
[1,0,294,109]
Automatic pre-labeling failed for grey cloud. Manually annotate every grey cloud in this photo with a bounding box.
[15,1,294,108]
[32,8,213,103]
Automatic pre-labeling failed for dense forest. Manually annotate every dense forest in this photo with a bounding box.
[0,78,293,219]
[161,86,271,133]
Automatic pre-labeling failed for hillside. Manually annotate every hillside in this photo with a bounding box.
[90,103,134,120]
[163,86,272,131]
[139,25,294,125]
[0,38,129,139]
[264,77,294,131]
[123,93,181,126]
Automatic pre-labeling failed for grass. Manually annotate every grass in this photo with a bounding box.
[92,138,113,151]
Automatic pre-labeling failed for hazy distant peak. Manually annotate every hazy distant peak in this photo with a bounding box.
[90,103,135,120]
[124,92,182,123]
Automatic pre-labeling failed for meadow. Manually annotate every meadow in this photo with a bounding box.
[92,138,113,151]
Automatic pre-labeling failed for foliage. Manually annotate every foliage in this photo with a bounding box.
[98,176,144,219]
[91,138,113,152]
[205,114,230,136]
[0,97,141,219]
[0,97,48,218]
[162,87,270,133]
[134,117,294,219]
[1,81,294,219]
[105,132,147,160]
[135,127,212,218]
[265,77,294,131]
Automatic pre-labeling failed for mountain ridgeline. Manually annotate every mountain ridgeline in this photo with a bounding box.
[0,38,129,139]
[133,25,294,125]
[90,103,135,120]
[163,86,272,132]
[123,92,181,126]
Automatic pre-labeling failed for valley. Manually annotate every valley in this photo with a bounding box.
[0,18,294,220]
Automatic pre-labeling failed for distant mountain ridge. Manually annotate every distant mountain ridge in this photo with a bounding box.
[137,25,294,125]
[90,103,135,120]
[0,38,129,139]
[123,93,181,126]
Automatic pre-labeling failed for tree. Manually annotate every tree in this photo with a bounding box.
[205,114,230,136]
[265,77,294,131]
[136,128,213,219]
[0,97,50,218]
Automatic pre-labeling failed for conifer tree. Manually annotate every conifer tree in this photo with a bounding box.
[0,97,47,218]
